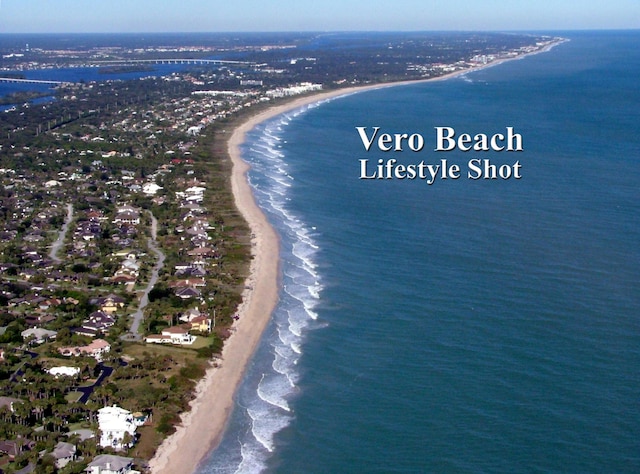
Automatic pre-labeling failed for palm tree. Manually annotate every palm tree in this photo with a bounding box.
[31,399,47,422]
[0,405,12,424]
[12,400,32,426]
[92,385,110,406]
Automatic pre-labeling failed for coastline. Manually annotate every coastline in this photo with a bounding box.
[148,40,564,474]
[147,85,372,474]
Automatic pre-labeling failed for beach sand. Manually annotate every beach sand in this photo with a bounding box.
[148,42,563,474]
[147,85,371,474]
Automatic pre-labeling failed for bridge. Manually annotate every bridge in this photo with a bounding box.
[0,77,64,85]
[91,58,255,66]
[0,58,254,85]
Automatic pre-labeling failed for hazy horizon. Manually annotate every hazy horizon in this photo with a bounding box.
[1,0,638,34]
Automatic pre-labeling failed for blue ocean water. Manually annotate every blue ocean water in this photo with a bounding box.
[198,31,640,473]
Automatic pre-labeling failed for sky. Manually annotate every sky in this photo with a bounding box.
[0,0,638,33]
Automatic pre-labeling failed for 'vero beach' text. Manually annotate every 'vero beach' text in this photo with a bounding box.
[356,126,524,183]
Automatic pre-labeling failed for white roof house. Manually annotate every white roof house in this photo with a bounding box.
[145,326,196,345]
[142,182,163,196]
[21,328,57,344]
[47,366,80,378]
[185,186,206,195]
[97,405,138,451]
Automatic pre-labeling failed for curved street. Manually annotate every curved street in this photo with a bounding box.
[123,211,165,340]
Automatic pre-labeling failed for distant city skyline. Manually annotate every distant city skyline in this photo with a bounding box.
[0,0,638,33]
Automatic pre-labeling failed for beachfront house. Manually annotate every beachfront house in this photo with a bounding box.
[189,316,212,333]
[97,405,138,451]
[145,326,196,345]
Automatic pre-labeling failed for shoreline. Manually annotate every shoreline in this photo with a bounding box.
[148,39,565,474]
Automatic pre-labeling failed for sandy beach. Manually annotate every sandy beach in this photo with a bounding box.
[147,85,374,474]
[148,41,563,474]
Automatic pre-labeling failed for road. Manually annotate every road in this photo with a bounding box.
[77,364,114,404]
[49,203,73,264]
[122,211,165,340]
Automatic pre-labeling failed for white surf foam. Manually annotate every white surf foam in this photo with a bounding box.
[220,104,332,473]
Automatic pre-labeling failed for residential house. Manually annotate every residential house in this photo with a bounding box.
[51,441,76,469]
[24,314,56,327]
[86,311,116,329]
[86,209,106,221]
[21,328,57,345]
[173,262,192,274]
[175,287,201,300]
[174,263,204,277]
[96,294,126,314]
[76,310,117,337]
[145,326,196,345]
[111,274,137,285]
[58,339,111,361]
[189,266,207,278]
[187,247,216,258]
[179,307,202,323]
[118,258,140,275]
[185,185,206,196]
[142,182,163,196]
[189,316,212,333]
[74,324,102,338]
[46,366,80,378]
[0,437,35,460]
[86,454,139,474]
[113,209,140,226]
[97,406,138,451]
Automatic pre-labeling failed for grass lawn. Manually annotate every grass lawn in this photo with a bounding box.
[121,342,209,384]
[123,341,197,359]
[189,336,214,350]
[67,421,93,431]
[65,391,83,403]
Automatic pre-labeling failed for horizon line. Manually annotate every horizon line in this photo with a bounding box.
[0,27,638,36]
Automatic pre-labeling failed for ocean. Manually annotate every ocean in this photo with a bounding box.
[193,31,640,473]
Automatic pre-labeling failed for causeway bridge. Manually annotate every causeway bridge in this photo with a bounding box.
[91,58,255,66]
[0,77,64,85]
[0,58,253,85]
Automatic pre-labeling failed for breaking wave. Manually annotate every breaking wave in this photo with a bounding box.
[197,102,330,473]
